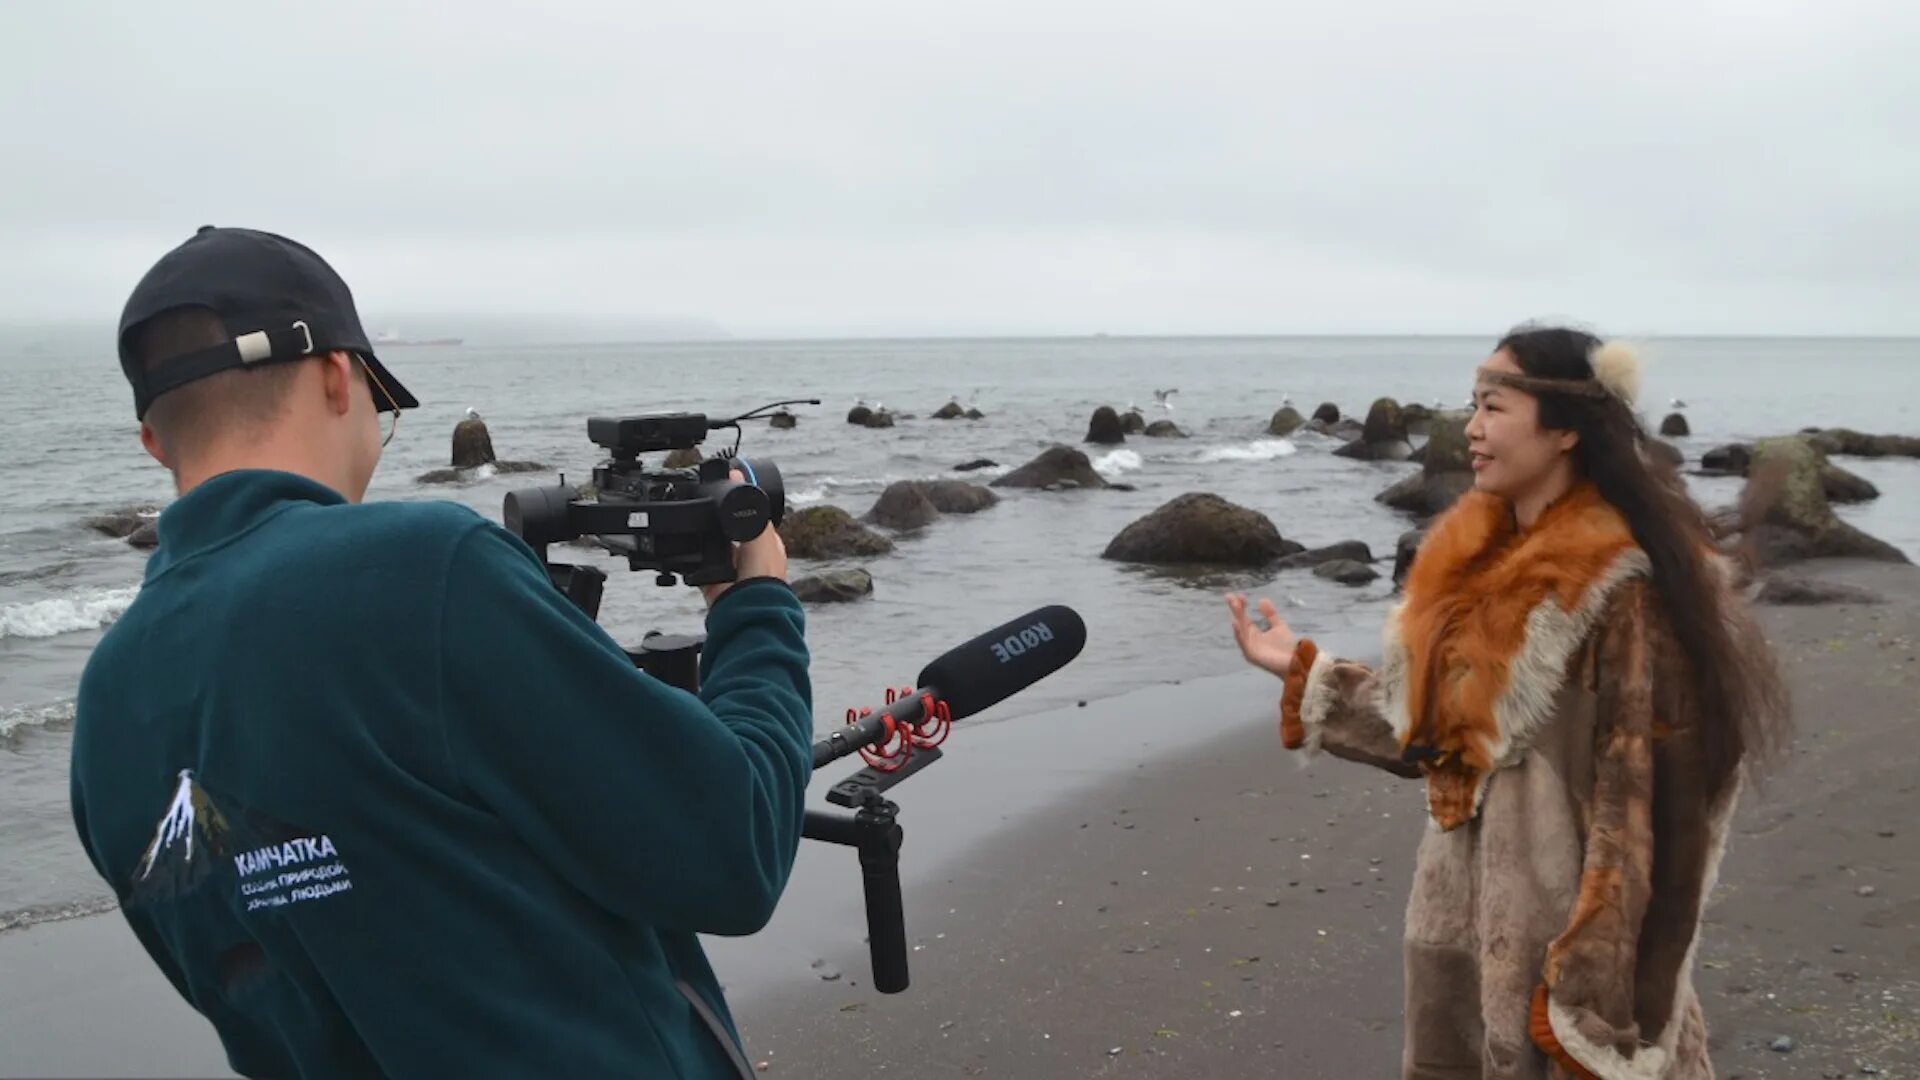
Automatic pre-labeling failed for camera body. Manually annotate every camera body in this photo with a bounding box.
[503,411,786,589]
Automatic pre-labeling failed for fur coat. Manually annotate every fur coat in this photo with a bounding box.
[1279,483,1738,1079]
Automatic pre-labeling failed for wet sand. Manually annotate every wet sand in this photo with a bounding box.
[2,560,1914,1079]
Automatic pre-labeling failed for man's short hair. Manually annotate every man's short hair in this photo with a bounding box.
[129,307,310,462]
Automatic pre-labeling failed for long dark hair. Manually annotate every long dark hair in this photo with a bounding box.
[1497,324,1790,795]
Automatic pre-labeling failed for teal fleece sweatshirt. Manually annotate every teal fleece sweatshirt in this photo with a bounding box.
[69,469,812,1079]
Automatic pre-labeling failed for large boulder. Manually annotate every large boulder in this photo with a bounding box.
[1401,402,1436,436]
[1267,406,1306,436]
[1823,462,1879,504]
[1272,540,1374,572]
[1086,406,1127,445]
[792,568,875,604]
[991,446,1111,490]
[864,482,941,530]
[919,480,998,513]
[1378,410,1474,517]
[1659,413,1690,437]
[1101,493,1300,566]
[862,410,896,429]
[1143,420,1187,438]
[83,507,161,540]
[847,405,873,425]
[1805,429,1920,459]
[965,407,985,420]
[769,410,797,429]
[127,521,160,549]
[1333,398,1413,461]
[932,401,966,420]
[1314,559,1379,586]
[1119,409,1147,435]
[1738,437,1909,565]
[778,506,896,559]
[1646,439,1685,470]
[1312,402,1340,424]
[452,417,496,468]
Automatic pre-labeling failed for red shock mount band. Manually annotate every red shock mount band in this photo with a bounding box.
[854,686,953,772]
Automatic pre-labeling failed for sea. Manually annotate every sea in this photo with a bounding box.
[2,333,1916,931]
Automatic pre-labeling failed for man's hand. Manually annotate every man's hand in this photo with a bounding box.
[701,470,790,606]
[1225,592,1296,677]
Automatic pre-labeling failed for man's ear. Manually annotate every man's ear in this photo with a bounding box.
[319,352,358,417]
[1556,428,1580,454]
[139,422,170,469]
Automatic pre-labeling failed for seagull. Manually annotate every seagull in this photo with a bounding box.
[1280,393,1291,406]
[1669,397,1687,409]
[1152,388,1178,411]
[465,406,482,421]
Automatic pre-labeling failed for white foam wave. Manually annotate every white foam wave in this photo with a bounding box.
[0,700,76,739]
[0,586,140,640]
[1093,449,1144,478]
[788,484,832,506]
[1197,439,1297,464]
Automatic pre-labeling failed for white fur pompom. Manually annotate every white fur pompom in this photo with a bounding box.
[1590,341,1641,408]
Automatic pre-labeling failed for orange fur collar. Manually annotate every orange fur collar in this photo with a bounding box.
[1379,483,1648,829]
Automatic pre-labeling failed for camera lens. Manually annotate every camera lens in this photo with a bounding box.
[731,458,785,526]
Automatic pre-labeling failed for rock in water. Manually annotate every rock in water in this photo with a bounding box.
[1659,412,1690,437]
[1272,541,1374,571]
[1756,575,1884,606]
[1267,406,1306,436]
[1101,493,1298,566]
[1822,461,1879,503]
[127,521,160,549]
[769,410,797,429]
[932,401,965,420]
[778,506,896,559]
[1700,443,1753,475]
[1143,420,1186,438]
[1805,428,1920,459]
[1120,409,1147,435]
[1400,402,1435,435]
[1311,402,1340,425]
[1377,410,1474,518]
[1086,406,1127,445]
[663,447,704,469]
[862,410,896,429]
[919,480,998,513]
[964,407,985,420]
[1740,437,1909,565]
[1393,529,1425,588]
[1333,398,1412,461]
[953,458,999,472]
[83,507,161,540]
[452,417,496,469]
[1313,559,1379,586]
[865,482,941,530]
[992,446,1111,490]
[846,405,873,425]
[792,568,874,603]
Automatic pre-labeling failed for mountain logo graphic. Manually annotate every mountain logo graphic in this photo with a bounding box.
[129,769,232,906]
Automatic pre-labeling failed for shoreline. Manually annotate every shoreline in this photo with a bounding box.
[2,561,1915,1078]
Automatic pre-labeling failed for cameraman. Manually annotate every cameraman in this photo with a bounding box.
[69,226,810,1080]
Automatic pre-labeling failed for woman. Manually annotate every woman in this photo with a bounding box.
[1226,326,1788,1079]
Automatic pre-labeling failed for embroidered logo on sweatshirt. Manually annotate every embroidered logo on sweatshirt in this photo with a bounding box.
[130,769,355,912]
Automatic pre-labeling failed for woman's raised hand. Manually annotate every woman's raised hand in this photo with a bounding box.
[1225,592,1297,677]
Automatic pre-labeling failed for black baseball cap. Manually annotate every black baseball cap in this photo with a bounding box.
[117,226,419,420]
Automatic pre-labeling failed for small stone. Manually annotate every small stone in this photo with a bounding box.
[1770,1035,1797,1053]
[1108,1046,1123,1056]
[756,1063,770,1073]
[1876,828,1895,838]
[810,958,842,982]
[1832,945,1847,954]
[1857,885,1877,897]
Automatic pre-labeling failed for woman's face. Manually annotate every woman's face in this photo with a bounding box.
[1464,349,1576,500]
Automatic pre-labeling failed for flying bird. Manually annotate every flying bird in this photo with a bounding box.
[1152,388,1178,411]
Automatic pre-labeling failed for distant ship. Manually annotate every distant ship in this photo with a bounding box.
[372,329,463,347]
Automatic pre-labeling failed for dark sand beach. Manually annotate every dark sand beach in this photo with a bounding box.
[1,559,1914,1079]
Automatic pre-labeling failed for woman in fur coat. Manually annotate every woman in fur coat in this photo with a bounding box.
[1225,326,1789,1079]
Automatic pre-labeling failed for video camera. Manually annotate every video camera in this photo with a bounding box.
[502,401,1087,994]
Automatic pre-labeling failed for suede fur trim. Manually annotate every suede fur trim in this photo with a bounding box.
[1546,998,1669,1080]
[1297,649,1338,758]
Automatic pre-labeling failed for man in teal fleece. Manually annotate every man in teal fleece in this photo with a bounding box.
[70,226,811,1079]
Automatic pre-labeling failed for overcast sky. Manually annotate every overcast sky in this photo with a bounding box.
[1,0,1914,337]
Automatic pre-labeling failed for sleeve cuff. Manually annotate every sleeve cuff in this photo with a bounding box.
[705,576,795,616]
[1279,638,1321,751]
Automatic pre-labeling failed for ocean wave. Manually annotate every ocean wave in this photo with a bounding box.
[0,699,76,741]
[1093,449,1144,478]
[1197,439,1297,464]
[0,896,119,935]
[0,585,140,640]
[0,560,82,588]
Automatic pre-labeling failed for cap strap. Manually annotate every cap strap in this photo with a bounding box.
[142,322,318,401]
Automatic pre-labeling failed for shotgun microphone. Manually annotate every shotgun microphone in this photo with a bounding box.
[811,605,1087,768]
